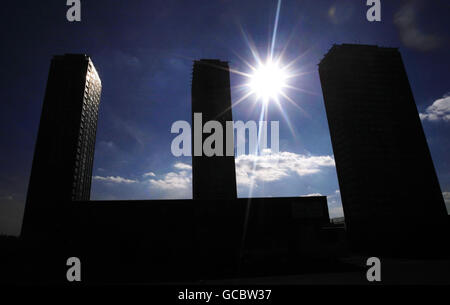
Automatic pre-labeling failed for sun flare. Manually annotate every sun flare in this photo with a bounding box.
[225,0,313,134]
[249,60,287,103]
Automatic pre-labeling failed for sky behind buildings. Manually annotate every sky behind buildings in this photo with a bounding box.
[0,0,449,235]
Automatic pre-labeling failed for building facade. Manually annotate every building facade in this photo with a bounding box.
[18,55,334,283]
[22,54,101,237]
[318,44,447,252]
[191,59,237,200]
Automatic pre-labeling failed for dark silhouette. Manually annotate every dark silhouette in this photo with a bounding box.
[21,54,101,240]
[2,46,448,285]
[192,59,237,200]
[8,55,331,284]
[319,44,448,255]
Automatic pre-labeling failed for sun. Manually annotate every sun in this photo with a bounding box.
[249,59,287,103]
[226,0,311,119]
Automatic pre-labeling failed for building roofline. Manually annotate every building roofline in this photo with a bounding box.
[318,43,399,66]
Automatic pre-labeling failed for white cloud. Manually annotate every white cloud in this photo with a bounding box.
[235,151,335,188]
[147,163,192,198]
[93,163,193,199]
[303,193,323,197]
[92,152,334,200]
[149,171,191,191]
[443,192,450,214]
[329,206,344,219]
[420,94,450,122]
[93,175,138,184]
[173,162,192,170]
[394,3,442,52]
[327,190,344,218]
[444,192,450,202]
[142,172,156,177]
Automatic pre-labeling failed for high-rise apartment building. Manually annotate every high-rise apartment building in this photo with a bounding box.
[22,54,101,237]
[191,59,237,200]
[318,44,447,252]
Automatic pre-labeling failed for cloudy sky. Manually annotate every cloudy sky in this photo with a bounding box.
[0,0,449,235]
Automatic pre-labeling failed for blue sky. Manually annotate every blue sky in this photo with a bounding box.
[0,0,449,235]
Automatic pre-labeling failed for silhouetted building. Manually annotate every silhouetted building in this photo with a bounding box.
[15,55,334,284]
[62,196,329,282]
[191,59,237,199]
[319,44,448,253]
[22,54,101,238]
